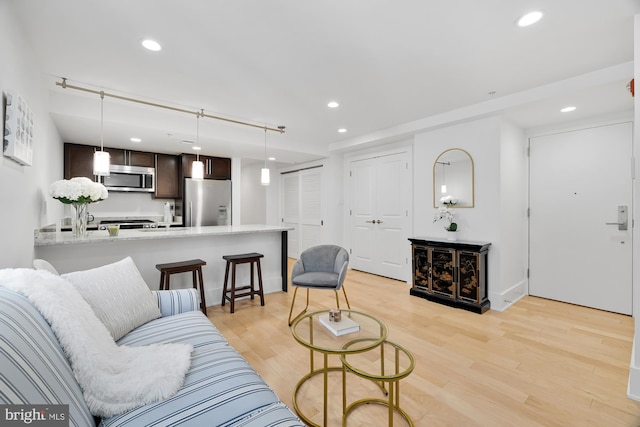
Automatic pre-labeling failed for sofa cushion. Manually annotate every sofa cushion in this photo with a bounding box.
[62,257,160,341]
[152,289,200,318]
[101,311,298,426]
[0,288,95,427]
[116,311,228,349]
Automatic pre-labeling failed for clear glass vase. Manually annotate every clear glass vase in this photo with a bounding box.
[71,203,88,238]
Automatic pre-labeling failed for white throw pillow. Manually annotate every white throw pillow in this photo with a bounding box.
[62,257,160,341]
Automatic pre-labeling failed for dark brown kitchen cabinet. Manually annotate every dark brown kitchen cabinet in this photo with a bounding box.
[154,153,181,199]
[181,154,231,180]
[64,143,155,179]
[64,143,96,179]
[409,238,491,313]
[105,148,154,167]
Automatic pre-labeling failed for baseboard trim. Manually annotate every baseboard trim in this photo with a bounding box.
[628,337,640,401]
[489,280,528,312]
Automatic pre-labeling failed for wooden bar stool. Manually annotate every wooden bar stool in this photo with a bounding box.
[156,259,207,315]
[221,252,265,313]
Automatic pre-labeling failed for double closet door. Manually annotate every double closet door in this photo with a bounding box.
[348,150,412,281]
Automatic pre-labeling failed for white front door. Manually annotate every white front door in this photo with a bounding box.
[350,151,411,281]
[529,122,633,315]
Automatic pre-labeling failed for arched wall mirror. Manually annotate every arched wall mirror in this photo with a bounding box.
[433,148,474,208]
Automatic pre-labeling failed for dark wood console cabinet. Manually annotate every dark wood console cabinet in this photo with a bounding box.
[409,238,491,313]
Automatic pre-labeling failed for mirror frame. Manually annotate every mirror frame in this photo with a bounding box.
[433,148,475,208]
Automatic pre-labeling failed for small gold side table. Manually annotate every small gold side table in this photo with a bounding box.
[341,339,415,426]
[291,310,388,427]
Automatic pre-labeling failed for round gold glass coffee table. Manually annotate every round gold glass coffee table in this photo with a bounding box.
[291,309,388,427]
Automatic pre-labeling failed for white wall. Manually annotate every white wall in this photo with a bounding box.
[413,116,528,311]
[240,161,267,224]
[266,163,281,226]
[499,120,529,306]
[0,2,64,268]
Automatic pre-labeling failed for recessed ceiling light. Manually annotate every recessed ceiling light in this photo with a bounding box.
[338,128,347,133]
[192,146,202,151]
[517,11,543,27]
[560,106,577,113]
[130,137,142,143]
[268,157,276,161]
[327,101,339,108]
[141,39,162,51]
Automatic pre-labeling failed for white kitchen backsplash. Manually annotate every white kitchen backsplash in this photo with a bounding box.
[83,192,175,219]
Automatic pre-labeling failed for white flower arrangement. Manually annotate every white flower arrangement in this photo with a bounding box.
[50,177,108,204]
[440,195,458,206]
[434,206,457,231]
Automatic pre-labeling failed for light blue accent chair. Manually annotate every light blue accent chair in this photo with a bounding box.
[288,244,350,326]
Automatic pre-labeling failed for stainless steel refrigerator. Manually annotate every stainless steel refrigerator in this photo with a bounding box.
[183,178,231,227]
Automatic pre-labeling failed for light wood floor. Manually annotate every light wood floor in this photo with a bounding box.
[207,262,640,426]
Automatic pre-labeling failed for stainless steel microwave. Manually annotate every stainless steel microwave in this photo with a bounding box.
[99,165,155,192]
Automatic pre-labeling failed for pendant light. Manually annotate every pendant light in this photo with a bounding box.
[192,110,204,181]
[440,161,448,194]
[93,91,110,176]
[261,127,270,186]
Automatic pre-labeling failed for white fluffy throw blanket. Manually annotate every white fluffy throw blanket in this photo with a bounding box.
[0,268,193,417]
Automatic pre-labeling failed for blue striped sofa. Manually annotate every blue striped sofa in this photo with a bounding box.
[0,287,303,427]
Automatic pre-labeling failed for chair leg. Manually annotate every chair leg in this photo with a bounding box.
[221,261,230,306]
[249,261,255,300]
[230,262,237,314]
[288,287,300,326]
[342,285,352,310]
[164,273,171,292]
[256,259,265,306]
[288,287,311,326]
[196,266,206,316]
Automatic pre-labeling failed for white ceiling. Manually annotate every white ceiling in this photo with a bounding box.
[9,0,640,165]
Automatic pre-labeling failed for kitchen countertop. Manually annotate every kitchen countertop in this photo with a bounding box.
[34,224,293,247]
[39,216,183,232]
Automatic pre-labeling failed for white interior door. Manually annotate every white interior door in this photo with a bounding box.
[281,167,323,258]
[351,158,377,273]
[529,122,633,315]
[299,168,322,253]
[350,151,411,281]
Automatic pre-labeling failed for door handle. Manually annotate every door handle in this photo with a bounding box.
[605,205,628,230]
[365,220,375,223]
[375,220,383,224]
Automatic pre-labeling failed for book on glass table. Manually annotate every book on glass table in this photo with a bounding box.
[319,313,360,336]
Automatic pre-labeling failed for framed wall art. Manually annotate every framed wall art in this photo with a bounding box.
[3,90,34,166]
